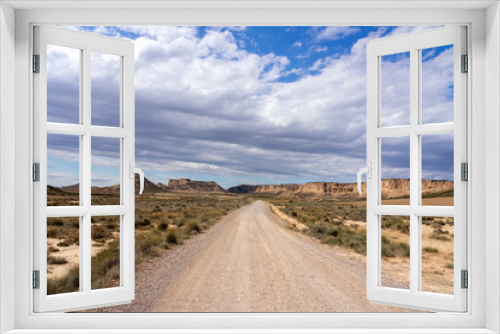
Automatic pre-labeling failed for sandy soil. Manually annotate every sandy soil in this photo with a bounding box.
[345,218,454,295]
[47,238,116,279]
[93,200,414,313]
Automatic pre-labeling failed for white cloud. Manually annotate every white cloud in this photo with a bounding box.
[292,41,302,48]
[49,26,454,187]
[314,26,360,41]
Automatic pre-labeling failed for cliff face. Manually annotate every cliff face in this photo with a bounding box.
[56,177,453,199]
[228,179,453,199]
[167,178,225,193]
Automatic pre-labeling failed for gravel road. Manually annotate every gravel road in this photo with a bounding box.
[95,200,411,313]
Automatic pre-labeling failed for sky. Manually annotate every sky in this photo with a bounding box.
[46,26,455,189]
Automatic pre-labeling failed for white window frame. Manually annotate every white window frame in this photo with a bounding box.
[33,26,136,312]
[1,1,499,333]
[366,26,467,312]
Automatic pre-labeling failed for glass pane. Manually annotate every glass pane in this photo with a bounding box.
[91,137,121,205]
[380,52,410,127]
[421,216,454,294]
[47,217,80,295]
[91,52,121,127]
[47,134,80,206]
[380,215,410,289]
[47,45,80,124]
[421,133,454,206]
[421,45,454,124]
[91,215,120,290]
[381,137,410,205]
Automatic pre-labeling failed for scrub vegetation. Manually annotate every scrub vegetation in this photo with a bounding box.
[46,191,251,295]
[267,199,411,258]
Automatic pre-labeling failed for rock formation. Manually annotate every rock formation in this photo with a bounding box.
[228,179,453,199]
[167,178,225,193]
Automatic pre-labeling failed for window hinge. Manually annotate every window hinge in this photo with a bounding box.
[461,270,468,289]
[33,54,40,73]
[33,270,40,289]
[33,163,40,182]
[461,54,468,73]
[461,162,468,182]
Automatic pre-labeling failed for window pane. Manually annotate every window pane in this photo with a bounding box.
[380,52,410,127]
[421,45,454,124]
[381,137,410,205]
[91,216,120,290]
[91,137,121,205]
[421,216,454,294]
[380,215,410,289]
[47,134,80,206]
[421,133,454,206]
[47,217,80,295]
[91,52,121,127]
[47,45,80,124]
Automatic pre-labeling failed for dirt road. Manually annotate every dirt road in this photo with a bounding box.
[96,200,410,312]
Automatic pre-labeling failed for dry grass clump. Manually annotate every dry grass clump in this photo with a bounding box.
[47,245,60,253]
[424,246,439,253]
[381,216,410,234]
[166,230,179,245]
[47,217,79,245]
[381,236,410,257]
[47,256,68,265]
[47,267,79,295]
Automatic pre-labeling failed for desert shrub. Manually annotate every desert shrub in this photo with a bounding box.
[381,236,410,257]
[166,230,179,244]
[104,220,119,230]
[47,227,58,238]
[423,246,439,253]
[323,226,367,254]
[382,216,409,234]
[135,233,164,262]
[47,218,64,227]
[445,262,454,269]
[47,256,68,265]
[311,224,327,236]
[186,220,202,234]
[69,220,80,229]
[47,267,79,295]
[430,233,450,241]
[57,241,70,247]
[91,226,111,242]
[158,221,169,231]
[135,218,151,228]
[47,246,59,253]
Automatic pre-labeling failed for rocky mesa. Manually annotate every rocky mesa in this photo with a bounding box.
[228,179,453,199]
[166,178,225,193]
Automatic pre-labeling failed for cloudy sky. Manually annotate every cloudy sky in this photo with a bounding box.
[46,26,454,189]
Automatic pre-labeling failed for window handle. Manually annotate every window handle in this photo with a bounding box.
[129,161,145,195]
[357,162,372,194]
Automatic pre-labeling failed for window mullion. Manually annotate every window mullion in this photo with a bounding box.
[82,48,92,294]
[409,47,420,294]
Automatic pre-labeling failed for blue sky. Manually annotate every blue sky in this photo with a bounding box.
[46,26,454,189]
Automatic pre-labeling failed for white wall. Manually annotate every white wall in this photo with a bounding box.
[486,2,500,333]
[0,2,16,333]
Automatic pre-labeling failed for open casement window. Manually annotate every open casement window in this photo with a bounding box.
[365,26,467,312]
[33,26,140,312]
